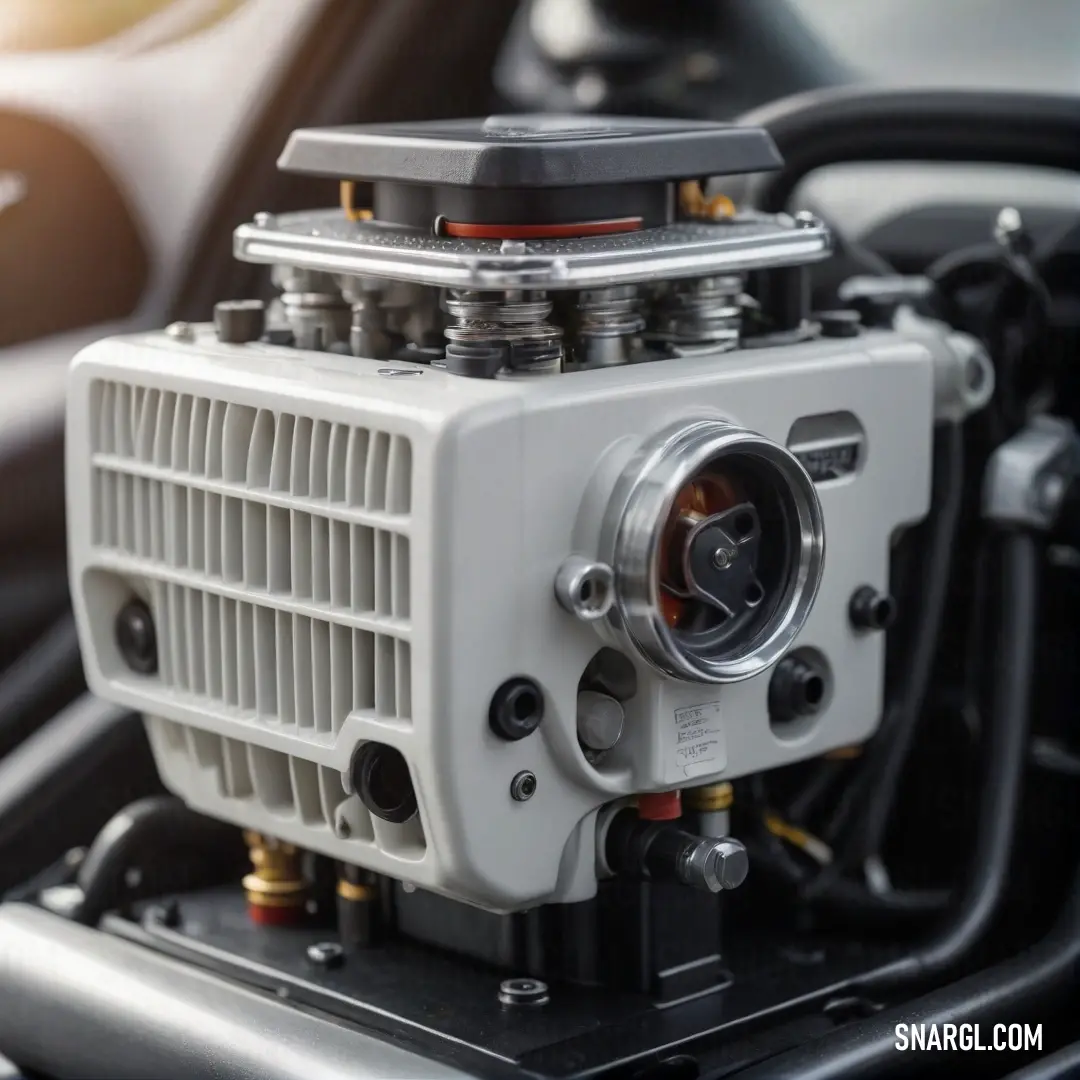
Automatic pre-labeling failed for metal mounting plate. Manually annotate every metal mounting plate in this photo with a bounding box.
[233,211,832,291]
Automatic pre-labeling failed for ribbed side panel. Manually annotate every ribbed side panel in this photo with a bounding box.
[90,382,414,739]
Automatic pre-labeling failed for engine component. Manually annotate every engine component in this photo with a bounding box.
[63,113,992,913]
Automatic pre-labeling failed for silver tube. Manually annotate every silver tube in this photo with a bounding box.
[0,903,471,1080]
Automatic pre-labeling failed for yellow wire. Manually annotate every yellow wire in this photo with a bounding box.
[340,180,373,223]
[764,812,834,866]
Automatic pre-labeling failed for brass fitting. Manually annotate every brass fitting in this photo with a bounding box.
[824,745,863,761]
[242,830,307,924]
[340,180,373,223]
[336,877,377,903]
[684,781,734,813]
[678,180,736,222]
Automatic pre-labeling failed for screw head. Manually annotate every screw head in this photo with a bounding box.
[165,321,195,343]
[498,977,549,1007]
[510,771,537,802]
[115,599,158,674]
[253,211,276,228]
[307,941,345,969]
[711,546,736,570]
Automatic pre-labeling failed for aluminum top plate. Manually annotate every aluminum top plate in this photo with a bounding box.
[234,210,832,291]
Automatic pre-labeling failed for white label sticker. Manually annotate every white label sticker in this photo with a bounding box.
[672,701,726,779]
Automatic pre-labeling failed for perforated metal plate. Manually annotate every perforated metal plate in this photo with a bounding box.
[234,211,832,290]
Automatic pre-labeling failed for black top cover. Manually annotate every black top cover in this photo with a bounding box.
[278,115,783,233]
[279,114,783,188]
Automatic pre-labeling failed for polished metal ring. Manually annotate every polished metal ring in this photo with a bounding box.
[599,419,825,683]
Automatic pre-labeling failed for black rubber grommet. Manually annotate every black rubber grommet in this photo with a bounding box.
[115,599,158,675]
[768,655,828,723]
[489,677,545,741]
[352,743,418,823]
[849,585,898,631]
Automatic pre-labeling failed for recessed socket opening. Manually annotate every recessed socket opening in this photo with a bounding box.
[768,646,832,742]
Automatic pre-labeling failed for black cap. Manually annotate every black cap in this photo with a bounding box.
[279,114,782,188]
[278,115,783,233]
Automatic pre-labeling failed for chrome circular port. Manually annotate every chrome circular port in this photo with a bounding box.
[600,419,825,683]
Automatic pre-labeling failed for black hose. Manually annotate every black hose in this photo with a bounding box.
[816,424,964,861]
[852,423,966,863]
[74,795,245,926]
[747,839,949,925]
[732,862,1080,1079]
[745,87,1080,215]
[786,758,847,826]
[0,612,84,760]
[0,695,162,895]
[854,528,1038,994]
[1003,1040,1080,1080]
[0,567,70,648]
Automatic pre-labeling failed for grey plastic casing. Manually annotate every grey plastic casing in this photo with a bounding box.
[65,321,985,913]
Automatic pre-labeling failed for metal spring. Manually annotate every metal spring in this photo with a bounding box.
[648,275,744,352]
[443,290,562,374]
[574,286,646,368]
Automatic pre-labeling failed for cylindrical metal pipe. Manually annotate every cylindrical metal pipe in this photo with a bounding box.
[0,903,469,1080]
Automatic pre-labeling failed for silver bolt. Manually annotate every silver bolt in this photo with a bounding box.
[402,882,417,894]
[793,210,821,230]
[377,367,423,377]
[165,321,195,343]
[500,239,528,255]
[510,771,537,802]
[712,546,736,570]
[679,836,749,893]
[994,206,1023,248]
[498,977,549,1007]
[253,211,276,228]
[306,941,345,969]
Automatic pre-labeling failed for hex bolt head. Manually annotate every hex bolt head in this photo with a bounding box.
[510,771,537,802]
[498,977,549,1007]
[115,599,158,675]
[307,941,345,969]
[705,838,750,890]
[681,837,750,892]
[489,677,545,741]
